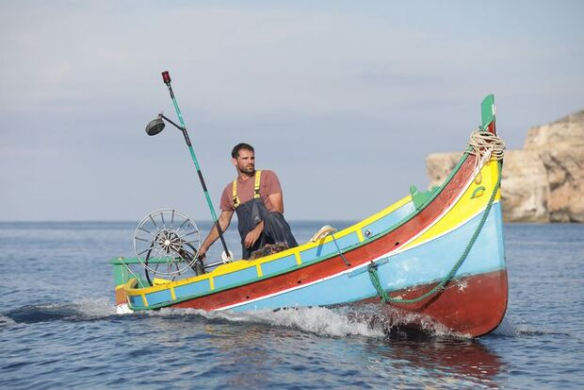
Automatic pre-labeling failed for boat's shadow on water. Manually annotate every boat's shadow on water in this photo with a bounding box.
[2,300,118,325]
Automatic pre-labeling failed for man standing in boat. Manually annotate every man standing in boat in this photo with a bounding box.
[198,143,298,260]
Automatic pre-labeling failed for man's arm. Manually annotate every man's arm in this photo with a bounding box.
[198,210,234,259]
[268,192,284,214]
[244,192,283,249]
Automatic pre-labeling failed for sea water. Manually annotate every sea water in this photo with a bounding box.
[0,221,583,389]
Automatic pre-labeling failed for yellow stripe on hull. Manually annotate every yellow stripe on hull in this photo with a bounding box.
[402,158,501,250]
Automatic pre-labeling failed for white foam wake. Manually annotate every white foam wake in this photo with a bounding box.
[72,297,119,318]
[152,306,386,338]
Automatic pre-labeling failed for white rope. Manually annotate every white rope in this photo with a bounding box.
[467,130,506,161]
[465,130,505,183]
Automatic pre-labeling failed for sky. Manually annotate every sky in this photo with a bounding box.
[1,0,583,222]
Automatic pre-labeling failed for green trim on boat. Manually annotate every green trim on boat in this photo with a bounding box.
[111,257,160,287]
[110,257,179,265]
[481,94,495,131]
[410,185,440,210]
[112,259,131,286]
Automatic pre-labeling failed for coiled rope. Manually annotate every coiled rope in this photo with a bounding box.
[468,130,506,161]
[467,130,506,182]
[368,130,505,305]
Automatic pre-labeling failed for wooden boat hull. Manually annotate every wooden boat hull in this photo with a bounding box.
[112,95,507,337]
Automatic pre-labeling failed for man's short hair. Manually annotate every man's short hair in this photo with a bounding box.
[232,143,255,158]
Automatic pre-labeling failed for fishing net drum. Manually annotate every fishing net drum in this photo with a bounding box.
[133,209,201,280]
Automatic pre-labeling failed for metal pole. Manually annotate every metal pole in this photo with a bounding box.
[161,71,231,260]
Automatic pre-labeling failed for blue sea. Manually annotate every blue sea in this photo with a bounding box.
[1,221,583,389]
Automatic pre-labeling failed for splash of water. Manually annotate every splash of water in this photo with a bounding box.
[144,306,383,338]
[141,303,468,340]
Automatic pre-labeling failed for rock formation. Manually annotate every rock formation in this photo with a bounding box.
[426,109,584,222]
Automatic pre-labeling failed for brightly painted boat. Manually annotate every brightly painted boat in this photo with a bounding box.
[111,95,507,338]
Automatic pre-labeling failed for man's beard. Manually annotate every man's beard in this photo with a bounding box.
[238,164,255,176]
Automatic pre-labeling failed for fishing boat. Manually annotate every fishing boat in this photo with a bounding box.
[111,77,507,338]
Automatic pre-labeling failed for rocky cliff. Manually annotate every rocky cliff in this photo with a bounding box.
[426,109,584,222]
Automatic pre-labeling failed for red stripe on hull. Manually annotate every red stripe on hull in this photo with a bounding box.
[173,155,480,312]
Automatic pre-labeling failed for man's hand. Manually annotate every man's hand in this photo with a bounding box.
[198,210,233,260]
[244,221,264,248]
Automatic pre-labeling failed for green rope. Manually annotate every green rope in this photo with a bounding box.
[368,161,503,305]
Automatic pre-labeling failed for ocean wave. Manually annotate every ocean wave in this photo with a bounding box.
[492,316,571,337]
[3,298,117,324]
